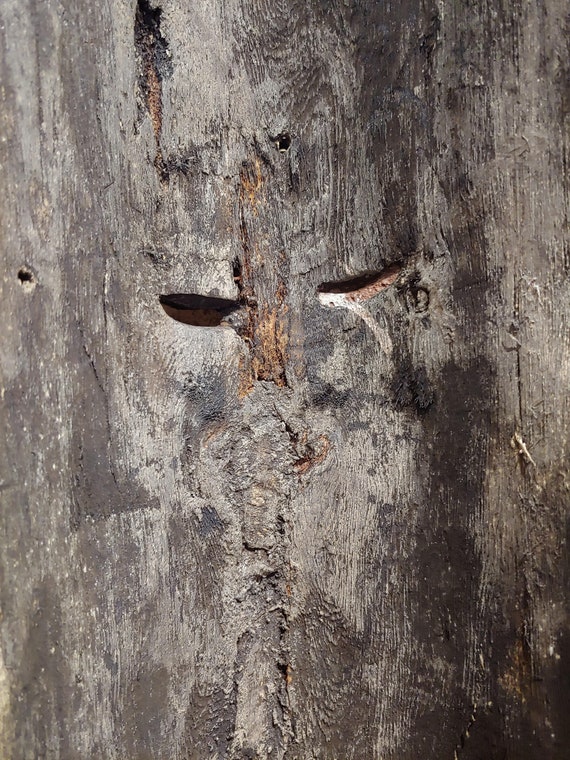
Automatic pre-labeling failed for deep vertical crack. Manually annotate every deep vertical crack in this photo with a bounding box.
[134,0,172,182]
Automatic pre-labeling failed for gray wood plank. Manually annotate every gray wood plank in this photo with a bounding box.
[0,0,568,757]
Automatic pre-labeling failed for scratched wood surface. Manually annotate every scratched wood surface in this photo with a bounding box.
[0,0,568,758]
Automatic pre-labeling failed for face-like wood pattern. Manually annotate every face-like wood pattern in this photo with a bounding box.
[0,0,568,757]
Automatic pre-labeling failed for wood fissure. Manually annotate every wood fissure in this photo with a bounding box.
[134,0,172,182]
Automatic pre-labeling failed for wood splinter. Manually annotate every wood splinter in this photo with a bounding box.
[510,431,536,467]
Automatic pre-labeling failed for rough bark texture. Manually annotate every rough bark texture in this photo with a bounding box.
[0,0,568,758]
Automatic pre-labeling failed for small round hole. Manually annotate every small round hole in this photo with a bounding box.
[17,267,36,292]
[275,133,291,152]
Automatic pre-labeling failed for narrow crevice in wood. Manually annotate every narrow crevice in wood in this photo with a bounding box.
[134,0,172,183]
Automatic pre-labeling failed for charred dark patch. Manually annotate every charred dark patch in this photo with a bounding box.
[405,359,493,755]
[177,367,228,420]
[163,152,196,177]
[14,582,73,758]
[310,381,351,410]
[425,359,492,501]
[199,506,224,537]
[392,361,434,413]
[122,664,169,757]
[70,334,158,526]
[140,247,167,268]
[178,366,230,490]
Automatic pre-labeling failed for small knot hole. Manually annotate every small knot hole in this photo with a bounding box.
[18,267,36,292]
[275,133,291,152]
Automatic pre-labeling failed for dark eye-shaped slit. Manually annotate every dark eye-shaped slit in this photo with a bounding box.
[159,293,241,327]
[317,263,402,304]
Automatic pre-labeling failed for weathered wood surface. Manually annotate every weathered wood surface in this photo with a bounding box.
[0,0,568,757]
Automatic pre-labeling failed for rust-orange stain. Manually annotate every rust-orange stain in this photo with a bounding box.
[239,158,264,215]
[145,64,162,144]
[237,162,290,390]
[237,353,255,399]
[250,280,289,388]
